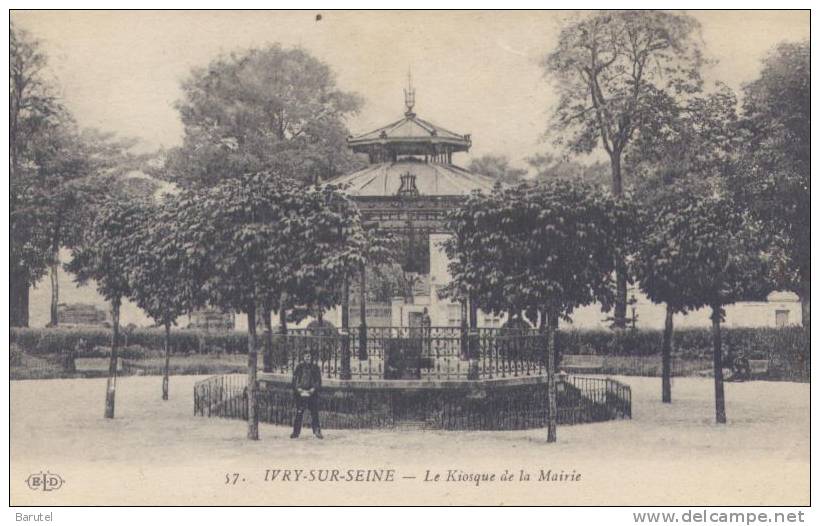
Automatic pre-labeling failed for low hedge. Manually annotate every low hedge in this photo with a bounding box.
[557,326,809,361]
[11,325,807,362]
[9,326,808,381]
[10,327,251,357]
[556,327,808,381]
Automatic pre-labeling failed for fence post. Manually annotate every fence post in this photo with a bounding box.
[460,300,468,359]
[340,270,352,380]
[358,262,368,361]
[467,295,479,379]
[63,342,77,375]
[466,329,480,380]
[340,330,351,380]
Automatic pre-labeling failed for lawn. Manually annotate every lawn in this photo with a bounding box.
[10,374,809,505]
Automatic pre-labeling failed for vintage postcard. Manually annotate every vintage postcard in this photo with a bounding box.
[8,9,811,509]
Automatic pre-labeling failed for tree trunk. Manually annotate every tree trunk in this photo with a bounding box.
[277,292,288,367]
[609,152,627,329]
[610,151,623,196]
[10,265,29,327]
[550,309,560,369]
[546,307,558,443]
[613,264,628,329]
[162,320,171,401]
[800,287,810,328]
[48,215,64,328]
[468,293,478,330]
[340,273,351,380]
[49,247,60,327]
[711,306,727,424]
[661,305,673,404]
[262,304,273,373]
[104,297,121,419]
[246,305,259,440]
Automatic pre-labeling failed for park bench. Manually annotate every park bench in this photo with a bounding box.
[748,359,770,379]
[75,357,124,375]
[561,354,604,374]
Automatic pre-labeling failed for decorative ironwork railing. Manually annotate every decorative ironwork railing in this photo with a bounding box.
[563,375,632,421]
[267,327,546,380]
[193,373,246,418]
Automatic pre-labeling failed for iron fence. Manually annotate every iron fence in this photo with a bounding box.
[564,375,632,421]
[193,373,247,418]
[267,327,545,380]
[192,372,632,429]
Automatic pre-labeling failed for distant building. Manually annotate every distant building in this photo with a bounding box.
[188,308,235,332]
[567,290,803,331]
[57,303,108,326]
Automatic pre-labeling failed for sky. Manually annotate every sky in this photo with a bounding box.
[12,10,810,167]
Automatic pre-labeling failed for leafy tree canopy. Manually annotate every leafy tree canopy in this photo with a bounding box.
[171,172,374,320]
[625,84,741,199]
[127,196,203,327]
[289,185,368,315]
[545,10,704,160]
[11,25,147,276]
[633,183,772,314]
[172,172,306,315]
[10,24,64,289]
[165,45,366,188]
[729,41,810,301]
[66,197,146,304]
[444,180,636,319]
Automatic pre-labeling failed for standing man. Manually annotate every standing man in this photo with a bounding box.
[291,349,323,439]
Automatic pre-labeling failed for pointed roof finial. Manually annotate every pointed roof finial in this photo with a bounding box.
[404,68,415,116]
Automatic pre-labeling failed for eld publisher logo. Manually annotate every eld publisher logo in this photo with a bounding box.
[26,472,64,492]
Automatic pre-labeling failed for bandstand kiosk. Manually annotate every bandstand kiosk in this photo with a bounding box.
[194,81,633,431]
[326,79,498,375]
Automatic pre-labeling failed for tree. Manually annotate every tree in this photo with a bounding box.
[292,185,381,366]
[9,24,146,328]
[626,86,742,404]
[467,155,528,185]
[36,124,146,327]
[544,10,705,327]
[730,41,810,326]
[166,45,364,188]
[176,171,309,439]
[292,186,366,317]
[66,197,145,418]
[10,23,61,326]
[632,182,699,404]
[635,185,770,422]
[626,84,742,200]
[127,196,203,400]
[445,180,633,441]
